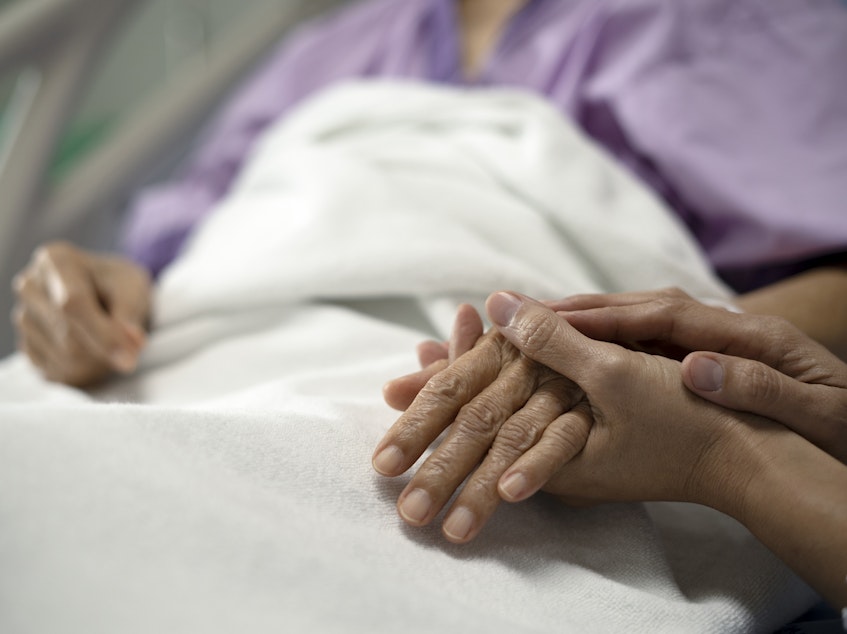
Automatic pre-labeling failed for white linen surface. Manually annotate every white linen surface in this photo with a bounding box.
[0,81,816,633]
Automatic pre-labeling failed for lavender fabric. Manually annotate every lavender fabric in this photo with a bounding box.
[121,0,847,289]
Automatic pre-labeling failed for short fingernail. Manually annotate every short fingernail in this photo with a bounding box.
[110,350,138,374]
[372,445,404,475]
[689,356,723,392]
[399,488,432,524]
[443,507,475,542]
[500,472,528,501]
[488,292,523,327]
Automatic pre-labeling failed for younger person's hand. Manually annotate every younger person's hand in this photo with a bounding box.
[489,291,847,610]
[555,288,847,463]
[11,242,152,387]
[485,292,769,511]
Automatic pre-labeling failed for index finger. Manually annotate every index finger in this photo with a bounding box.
[559,295,793,369]
[373,331,507,477]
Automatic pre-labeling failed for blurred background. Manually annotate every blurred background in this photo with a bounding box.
[0,0,343,357]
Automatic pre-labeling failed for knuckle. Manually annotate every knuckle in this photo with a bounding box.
[418,452,457,485]
[595,350,631,385]
[742,362,783,404]
[421,367,466,403]
[546,420,588,459]
[492,419,541,455]
[457,398,506,438]
[653,295,685,315]
[459,477,499,506]
[518,312,558,358]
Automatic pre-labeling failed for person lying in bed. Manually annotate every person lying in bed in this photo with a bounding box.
[374,289,847,611]
[10,0,847,386]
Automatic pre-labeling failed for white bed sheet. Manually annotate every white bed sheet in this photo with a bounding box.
[0,81,817,633]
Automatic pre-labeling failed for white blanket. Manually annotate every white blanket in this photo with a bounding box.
[0,82,816,633]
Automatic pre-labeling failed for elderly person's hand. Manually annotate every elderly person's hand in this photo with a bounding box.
[383,304,485,411]
[554,288,847,464]
[373,321,587,544]
[12,242,151,387]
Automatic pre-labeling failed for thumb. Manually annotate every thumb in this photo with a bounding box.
[681,352,836,449]
[486,291,619,384]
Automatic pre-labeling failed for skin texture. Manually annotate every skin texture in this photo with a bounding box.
[376,292,847,608]
[11,242,151,387]
[734,266,847,362]
[374,325,585,542]
[554,288,847,464]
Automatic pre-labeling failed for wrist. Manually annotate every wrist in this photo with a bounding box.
[688,412,778,520]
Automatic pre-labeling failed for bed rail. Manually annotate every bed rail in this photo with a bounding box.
[0,0,348,356]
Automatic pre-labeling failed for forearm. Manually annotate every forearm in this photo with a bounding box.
[725,428,847,609]
[735,266,847,360]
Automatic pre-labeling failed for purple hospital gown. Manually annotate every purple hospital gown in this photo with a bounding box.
[120,0,847,291]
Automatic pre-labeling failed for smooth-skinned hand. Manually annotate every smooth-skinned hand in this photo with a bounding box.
[11,241,152,387]
[553,287,847,463]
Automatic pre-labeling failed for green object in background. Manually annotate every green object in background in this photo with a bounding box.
[0,106,114,183]
[49,117,115,182]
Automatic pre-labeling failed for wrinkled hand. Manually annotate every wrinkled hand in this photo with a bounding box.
[374,323,587,544]
[555,288,847,463]
[383,304,485,411]
[12,241,152,387]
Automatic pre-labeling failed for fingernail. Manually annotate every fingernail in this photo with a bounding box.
[399,488,432,524]
[488,292,523,327]
[689,356,723,392]
[372,445,404,475]
[110,350,138,374]
[443,507,475,542]
[500,472,528,501]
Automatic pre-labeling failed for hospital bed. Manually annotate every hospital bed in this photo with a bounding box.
[0,1,830,632]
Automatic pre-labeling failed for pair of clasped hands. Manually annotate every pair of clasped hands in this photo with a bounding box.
[373,288,847,608]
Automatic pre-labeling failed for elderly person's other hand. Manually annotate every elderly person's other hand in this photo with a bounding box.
[373,322,587,544]
[12,242,151,387]
[554,288,847,464]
